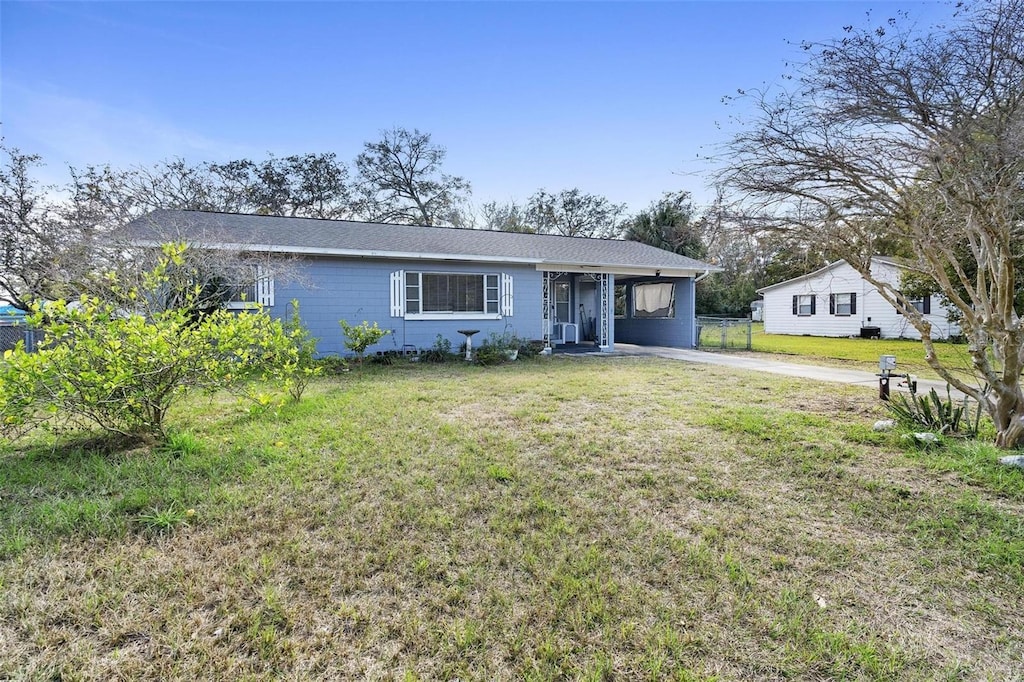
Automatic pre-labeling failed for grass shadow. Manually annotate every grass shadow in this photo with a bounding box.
[0,423,278,557]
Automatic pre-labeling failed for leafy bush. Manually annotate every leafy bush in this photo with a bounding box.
[282,300,322,401]
[886,385,983,437]
[0,244,301,445]
[421,335,453,363]
[517,339,543,359]
[473,331,524,366]
[340,319,389,360]
[473,342,508,366]
[317,355,349,375]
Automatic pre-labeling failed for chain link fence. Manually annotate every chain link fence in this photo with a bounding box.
[696,316,753,350]
[0,322,35,354]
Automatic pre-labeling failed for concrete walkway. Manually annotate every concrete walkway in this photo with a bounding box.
[613,343,965,398]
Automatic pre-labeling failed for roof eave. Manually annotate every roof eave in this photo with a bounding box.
[756,259,848,294]
[128,240,543,265]
[130,239,719,274]
[539,263,720,278]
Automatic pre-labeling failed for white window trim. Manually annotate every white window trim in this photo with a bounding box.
[224,301,263,311]
[632,282,676,319]
[395,270,511,321]
[834,292,853,317]
[796,294,814,316]
[224,266,274,309]
[406,312,503,321]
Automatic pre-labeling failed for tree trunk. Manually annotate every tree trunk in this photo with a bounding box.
[994,407,1024,449]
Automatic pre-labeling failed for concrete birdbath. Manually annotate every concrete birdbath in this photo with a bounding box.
[457,329,480,361]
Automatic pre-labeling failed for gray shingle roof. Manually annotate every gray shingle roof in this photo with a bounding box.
[755,256,910,293]
[123,210,718,276]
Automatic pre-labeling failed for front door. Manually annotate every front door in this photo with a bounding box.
[578,280,598,342]
[554,281,571,326]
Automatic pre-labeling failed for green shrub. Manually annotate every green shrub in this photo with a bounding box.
[473,342,507,366]
[421,335,453,363]
[473,331,524,366]
[887,385,983,437]
[317,355,349,374]
[517,339,543,359]
[0,243,301,445]
[282,300,322,401]
[340,319,389,360]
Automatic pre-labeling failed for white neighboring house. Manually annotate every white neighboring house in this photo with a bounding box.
[757,257,960,340]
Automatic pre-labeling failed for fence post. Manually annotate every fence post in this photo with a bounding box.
[747,319,752,350]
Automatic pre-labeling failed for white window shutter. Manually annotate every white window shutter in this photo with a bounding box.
[501,273,514,316]
[256,266,275,307]
[390,270,405,317]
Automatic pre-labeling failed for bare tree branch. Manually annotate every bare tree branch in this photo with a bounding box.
[719,0,1024,446]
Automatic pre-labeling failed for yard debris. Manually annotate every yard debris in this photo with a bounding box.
[873,419,895,432]
[813,593,828,609]
[903,432,940,446]
[998,455,1024,470]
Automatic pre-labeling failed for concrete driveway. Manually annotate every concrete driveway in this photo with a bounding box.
[613,344,969,399]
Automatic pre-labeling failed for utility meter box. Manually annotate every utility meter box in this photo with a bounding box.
[879,355,897,373]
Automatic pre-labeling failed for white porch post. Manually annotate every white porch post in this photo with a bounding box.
[599,273,613,351]
[542,271,552,351]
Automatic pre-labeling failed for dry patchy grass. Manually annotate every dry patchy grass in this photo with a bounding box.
[1,357,1022,680]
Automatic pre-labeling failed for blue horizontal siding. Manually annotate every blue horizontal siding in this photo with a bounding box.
[270,257,544,357]
[614,278,695,348]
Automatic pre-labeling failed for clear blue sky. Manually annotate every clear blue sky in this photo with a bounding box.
[1,1,947,214]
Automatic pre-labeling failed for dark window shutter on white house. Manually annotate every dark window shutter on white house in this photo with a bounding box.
[792,295,798,315]
[810,296,816,315]
[850,293,857,314]
[923,294,931,314]
[829,294,835,315]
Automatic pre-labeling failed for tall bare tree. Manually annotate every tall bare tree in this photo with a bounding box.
[69,159,225,230]
[525,188,626,238]
[0,146,103,309]
[720,0,1024,446]
[208,153,354,219]
[354,127,471,226]
[481,199,532,233]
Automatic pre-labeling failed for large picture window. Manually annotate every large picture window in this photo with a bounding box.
[395,271,512,319]
[633,282,675,318]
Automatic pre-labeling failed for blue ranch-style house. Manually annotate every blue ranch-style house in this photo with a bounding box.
[125,210,717,357]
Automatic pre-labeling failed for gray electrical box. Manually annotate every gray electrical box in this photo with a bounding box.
[879,355,897,372]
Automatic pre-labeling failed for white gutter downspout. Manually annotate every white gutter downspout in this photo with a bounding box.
[691,269,712,349]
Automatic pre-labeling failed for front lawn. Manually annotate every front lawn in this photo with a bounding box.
[742,324,975,381]
[1,357,1021,679]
